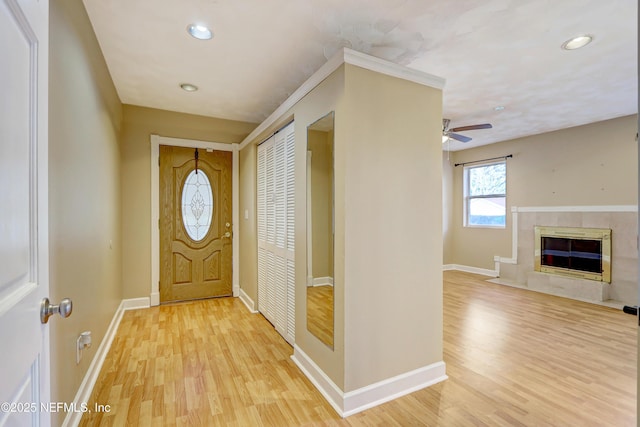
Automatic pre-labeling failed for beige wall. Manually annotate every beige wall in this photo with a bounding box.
[447,115,638,270]
[239,144,258,301]
[49,0,123,424]
[341,64,443,391]
[120,105,256,299]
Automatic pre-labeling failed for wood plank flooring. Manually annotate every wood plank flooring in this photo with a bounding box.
[80,271,637,426]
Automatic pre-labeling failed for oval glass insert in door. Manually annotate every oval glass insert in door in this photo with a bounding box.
[181,169,214,241]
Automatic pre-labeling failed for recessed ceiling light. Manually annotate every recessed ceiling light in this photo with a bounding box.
[187,24,213,40]
[561,35,593,50]
[180,83,198,92]
[494,106,505,111]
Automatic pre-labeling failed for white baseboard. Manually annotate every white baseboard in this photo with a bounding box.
[239,288,258,313]
[291,345,447,418]
[312,277,334,287]
[63,298,149,427]
[494,256,516,265]
[291,346,345,416]
[343,361,447,417]
[122,297,150,310]
[443,264,498,277]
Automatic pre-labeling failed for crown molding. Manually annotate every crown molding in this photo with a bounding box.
[239,48,445,150]
[343,48,445,90]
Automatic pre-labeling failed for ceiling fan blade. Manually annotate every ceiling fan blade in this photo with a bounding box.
[450,123,492,132]
[449,133,472,143]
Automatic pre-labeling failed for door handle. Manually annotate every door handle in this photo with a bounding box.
[223,222,232,239]
[40,297,73,324]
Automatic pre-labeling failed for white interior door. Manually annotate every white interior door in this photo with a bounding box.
[0,0,50,425]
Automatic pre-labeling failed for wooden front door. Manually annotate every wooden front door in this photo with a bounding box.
[160,145,232,302]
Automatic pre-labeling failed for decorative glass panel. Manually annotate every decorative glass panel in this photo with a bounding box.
[181,169,213,241]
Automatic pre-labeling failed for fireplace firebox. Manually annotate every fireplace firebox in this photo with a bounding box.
[534,226,611,283]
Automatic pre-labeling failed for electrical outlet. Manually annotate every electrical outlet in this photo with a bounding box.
[76,331,92,364]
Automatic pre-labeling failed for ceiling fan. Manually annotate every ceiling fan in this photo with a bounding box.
[442,118,492,143]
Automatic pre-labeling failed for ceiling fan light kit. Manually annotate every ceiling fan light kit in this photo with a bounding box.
[442,118,492,144]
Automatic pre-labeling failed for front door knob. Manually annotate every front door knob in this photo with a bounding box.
[40,297,73,324]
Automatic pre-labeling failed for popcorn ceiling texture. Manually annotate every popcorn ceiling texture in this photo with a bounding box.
[82,0,637,150]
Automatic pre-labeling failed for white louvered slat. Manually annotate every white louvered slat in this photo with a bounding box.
[275,255,287,334]
[266,143,275,245]
[266,251,275,324]
[285,126,295,252]
[286,259,295,344]
[257,248,267,313]
[274,132,286,249]
[257,142,267,243]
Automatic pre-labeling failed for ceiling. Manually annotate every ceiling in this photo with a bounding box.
[82,0,637,151]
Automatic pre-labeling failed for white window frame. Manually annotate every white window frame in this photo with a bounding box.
[463,160,507,229]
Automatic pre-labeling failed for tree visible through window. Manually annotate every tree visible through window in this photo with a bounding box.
[464,161,506,227]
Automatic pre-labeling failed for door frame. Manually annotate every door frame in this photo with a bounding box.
[150,134,239,306]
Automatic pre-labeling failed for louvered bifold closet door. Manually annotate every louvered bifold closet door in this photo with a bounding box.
[256,122,295,345]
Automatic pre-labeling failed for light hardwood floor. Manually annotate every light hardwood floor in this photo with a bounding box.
[80,271,637,426]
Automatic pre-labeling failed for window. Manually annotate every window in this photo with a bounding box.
[464,161,506,227]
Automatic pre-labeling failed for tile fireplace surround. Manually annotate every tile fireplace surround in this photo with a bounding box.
[493,206,638,307]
